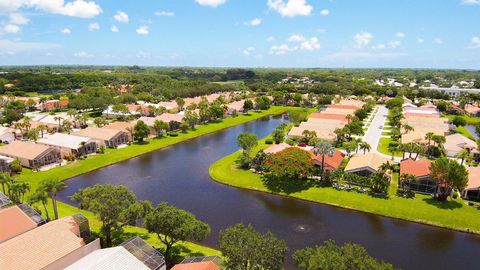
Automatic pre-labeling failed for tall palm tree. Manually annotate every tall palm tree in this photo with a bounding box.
[359,141,372,154]
[455,149,471,165]
[388,144,398,160]
[54,116,63,132]
[346,114,353,124]
[354,138,362,153]
[402,124,414,134]
[10,181,30,204]
[40,178,67,220]
[432,135,446,149]
[62,120,73,134]
[314,142,335,176]
[425,132,435,146]
[28,190,50,222]
[37,124,48,138]
[0,172,12,194]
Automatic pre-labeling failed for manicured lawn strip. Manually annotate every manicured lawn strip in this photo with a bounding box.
[444,114,480,125]
[377,137,402,157]
[456,126,476,141]
[210,142,480,234]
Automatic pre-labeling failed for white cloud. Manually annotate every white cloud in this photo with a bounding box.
[353,32,373,48]
[3,24,20,33]
[320,9,329,16]
[60,28,71,34]
[417,38,424,43]
[195,0,226,7]
[244,18,262,26]
[243,47,255,55]
[266,36,276,42]
[300,37,320,50]
[114,11,129,23]
[136,25,149,35]
[88,22,99,31]
[267,0,313,17]
[395,32,405,38]
[468,36,480,48]
[269,44,298,55]
[9,13,29,25]
[434,38,443,44]
[155,11,175,16]
[110,25,119,32]
[387,40,401,48]
[288,34,305,42]
[372,44,386,50]
[1,0,102,18]
[0,39,60,53]
[462,0,480,5]
[73,51,93,58]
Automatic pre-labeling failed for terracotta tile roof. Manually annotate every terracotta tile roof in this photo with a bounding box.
[403,112,440,118]
[323,108,357,115]
[328,104,361,110]
[156,113,184,123]
[73,127,126,141]
[0,140,54,160]
[444,134,478,155]
[466,167,480,190]
[312,149,345,170]
[310,113,348,122]
[171,261,221,270]
[0,216,85,270]
[0,206,37,243]
[104,121,134,132]
[288,127,336,141]
[344,152,389,173]
[400,159,432,177]
[465,104,480,114]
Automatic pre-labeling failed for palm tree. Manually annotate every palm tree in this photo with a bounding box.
[37,124,48,138]
[359,141,371,154]
[314,142,335,176]
[39,178,67,220]
[388,143,398,160]
[432,135,446,149]
[67,109,78,119]
[346,114,353,124]
[455,149,471,165]
[379,161,394,173]
[10,181,30,204]
[413,144,426,160]
[0,172,12,194]
[29,190,50,222]
[54,116,63,132]
[354,138,362,153]
[62,120,73,134]
[425,132,435,146]
[402,124,414,134]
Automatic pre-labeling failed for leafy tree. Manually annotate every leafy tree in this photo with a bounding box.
[272,128,285,144]
[184,110,199,129]
[436,101,448,112]
[243,100,254,114]
[27,128,39,142]
[175,97,185,110]
[10,159,22,174]
[264,148,315,179]
[145,202,210,261]
[289,110,308,125]
[430,157,468,201]
[293,240,394,270]
[112,104,130,115]
[255,96,271,110]
[72,184,150,247]
[93,117,107,127]
[208,104,225,120]
[354,108,368,121]
[237,132,258,154]
[220,224,287,270]
[153,120,169,137]
[251,150,267,172]
[39,178,66,220]
[133,120,150,142]
[179,122,189,133]
[385,97,403,109]
[452,116,466,127]
[369,172,390,194]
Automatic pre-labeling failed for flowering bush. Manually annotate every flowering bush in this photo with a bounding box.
[263,148,315,179]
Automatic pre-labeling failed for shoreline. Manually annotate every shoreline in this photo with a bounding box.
[209,148,480,235]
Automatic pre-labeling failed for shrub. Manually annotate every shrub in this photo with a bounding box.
[10,159,22,174]
[452,116,466,127]
[169,132,179,137]
[265,139,273,144]
[98,145,105,154]
[285,138,295,146]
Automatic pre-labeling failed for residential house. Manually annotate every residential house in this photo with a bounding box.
[65,236,166,270]
[399,159,436,194]
[444,134,479,160]
[73,127,129,148]
[312,149,345,171]
[156,113,184,123]
[37,133,98,157]
[0,141,61,168]
[264,143,291,154]
[0,214,99,270]
[463,167,480,201]
[344,152,389,176]
[0,155,13,172]
[157,101,179,110]
[226,100,247,114]
[104,121,135,141]
[465,104,480,117]
[171,256,222,270]
[0,204,44,243]
[0,126,15,143]
[309,113,348,122]
[41,99,69,112]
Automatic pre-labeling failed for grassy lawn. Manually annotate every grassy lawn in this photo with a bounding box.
[209,141,480,234]
[17,106,302,258]
[377,137,402,157]
[444,114,480,125]
[456,126,476,141]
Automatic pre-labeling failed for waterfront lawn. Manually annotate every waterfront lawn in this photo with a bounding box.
[444,114,480,125]
[210,141,480,233]
[377,137,402,157]
[456,126,476,141]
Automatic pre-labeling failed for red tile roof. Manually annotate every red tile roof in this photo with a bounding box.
[0,206,37,243]
[328,104,360,110]
[400,159,432,177]
[310,113,348,121]
[312,150,345,170]
[171,261,221,270]
[466,167,480,190]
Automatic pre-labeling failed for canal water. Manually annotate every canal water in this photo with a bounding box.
[58,115,480,269]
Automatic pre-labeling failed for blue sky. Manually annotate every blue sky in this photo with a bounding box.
[0,0,479,68]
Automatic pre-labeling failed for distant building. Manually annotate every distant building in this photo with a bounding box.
[420,87,480,99]
[344,153,389,176]
[41,99,69,112]
[400,159,436,194]
[0,141,61,168]
[37,133,98,157]
[73,127,129,148]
